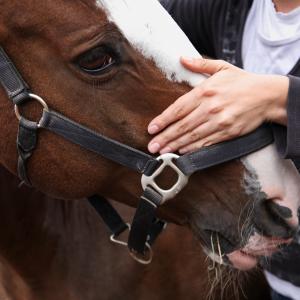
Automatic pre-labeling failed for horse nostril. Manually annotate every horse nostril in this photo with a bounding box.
[271,199,300,229]
[267,200,293,221]
[252,199,296,239]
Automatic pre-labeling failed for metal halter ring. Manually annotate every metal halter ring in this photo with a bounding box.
[110,223,131,247]
[141,153,190,203]
[129,243,153,265]
[14,93,49,126]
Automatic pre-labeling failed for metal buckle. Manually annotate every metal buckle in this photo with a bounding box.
[110,223,131,247]
[141,153,189,203]
[14,93,49,127]
[129,243,153,265]
[110,224,153,265]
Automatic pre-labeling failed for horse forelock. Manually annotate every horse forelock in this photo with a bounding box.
[95,0,207,87]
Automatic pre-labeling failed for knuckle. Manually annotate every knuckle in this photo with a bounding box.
[172,104,185,118]
[199,58,208,68]
[177,121,190,133]
[157,133,171,145]
[158,112,171,126]
[170,139,184,149]
[201,84,215,97]
[215,59,229,72]
[217,119,230,129]
[217,113,235,128]
[153,119,165,128]
[231,125,243,136]
[190,130,199,141]
[225,127,240,139]
[208,102,222,114]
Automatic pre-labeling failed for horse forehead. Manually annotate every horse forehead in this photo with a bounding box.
[96,0,206,86]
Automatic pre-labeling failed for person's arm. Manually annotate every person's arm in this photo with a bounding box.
[147,58,291,155]
[273,75,300,158]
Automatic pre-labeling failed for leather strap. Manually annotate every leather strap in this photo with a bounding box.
[0,47,30,105]
[40,110,160,176]
[39,110,274,178]
[128,187,163,254]
[177,124,274,175]
[88,195,129,236]
[147,219,166,246]
[17,118,38,186]
[88,194,166,253]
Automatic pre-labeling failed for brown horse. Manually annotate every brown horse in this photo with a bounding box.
[0,0,299,298]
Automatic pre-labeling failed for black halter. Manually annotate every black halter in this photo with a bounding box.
[0,47,274,264]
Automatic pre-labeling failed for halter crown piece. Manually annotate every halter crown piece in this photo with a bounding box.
[0,47,274,264]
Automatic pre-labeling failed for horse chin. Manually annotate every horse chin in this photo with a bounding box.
[226,250,259,271]
[201,229,293,271]
[204,248,258,271]
[211,232,292,271]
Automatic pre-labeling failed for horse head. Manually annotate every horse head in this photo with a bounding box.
[0,0,299,270]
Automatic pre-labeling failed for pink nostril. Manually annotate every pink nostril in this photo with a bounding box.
[285,215,299,228]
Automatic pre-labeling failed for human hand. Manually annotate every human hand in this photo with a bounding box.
[147,57,289,154]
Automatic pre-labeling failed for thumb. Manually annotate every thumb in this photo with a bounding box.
[181,57,230,75]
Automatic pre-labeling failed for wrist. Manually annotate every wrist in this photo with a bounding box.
[261,75,289,125]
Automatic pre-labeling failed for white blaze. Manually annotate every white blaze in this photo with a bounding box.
[96,0,207,86]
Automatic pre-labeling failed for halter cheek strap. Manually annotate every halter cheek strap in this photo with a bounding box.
[17,118,38,186]
[0,46,274,264]
[0,46,30,105]
[0,51,37,185]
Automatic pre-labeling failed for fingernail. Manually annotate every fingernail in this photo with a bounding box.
[179,148,187,154]
[148,124,159,134]
[160,147,172,154]
[148,142,160,153]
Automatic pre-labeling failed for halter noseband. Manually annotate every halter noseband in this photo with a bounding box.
[0,47,274,264]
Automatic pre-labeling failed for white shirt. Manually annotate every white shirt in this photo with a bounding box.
[242,0,300,75]
[265,271,300,300]
[243,1,300,299]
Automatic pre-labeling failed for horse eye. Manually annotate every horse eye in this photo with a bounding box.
[77,47,116,75]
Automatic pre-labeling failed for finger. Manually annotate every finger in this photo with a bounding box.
[148,96,211,154]
[181,57,230,75]
[148,87,202,135]
[179,130,233,154]
[159,120,218,154]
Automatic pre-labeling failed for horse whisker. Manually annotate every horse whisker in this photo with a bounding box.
[208,233,216,271]
[216,233,224,265]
